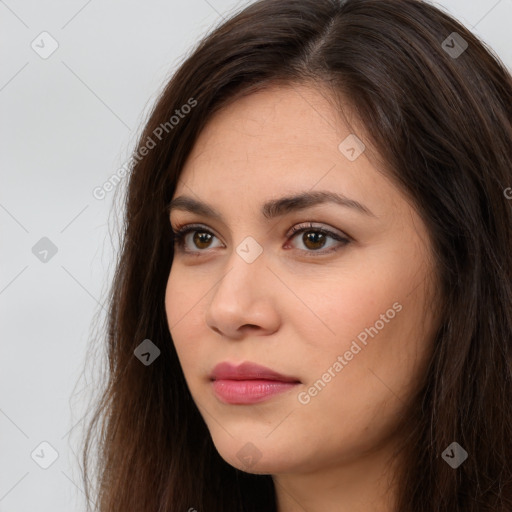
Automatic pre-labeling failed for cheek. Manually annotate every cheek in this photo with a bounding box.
[294,262,402,351]
[293,293,431,461]
[164,270,183,337]
[316,243,431,345]
[165,264,207,328]
[164,269,201,366]
[299,249,434,402]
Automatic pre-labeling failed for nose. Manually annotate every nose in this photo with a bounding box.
[205,247,280,339]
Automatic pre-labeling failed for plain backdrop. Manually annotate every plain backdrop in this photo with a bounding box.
[1,0,511,510]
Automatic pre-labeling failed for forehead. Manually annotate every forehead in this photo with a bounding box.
[171,84,417,230]
[176,84,373,190]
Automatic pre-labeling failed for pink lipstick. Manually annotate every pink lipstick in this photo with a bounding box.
[210,361,301,404]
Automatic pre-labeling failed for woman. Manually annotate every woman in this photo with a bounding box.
[81,0,512,510]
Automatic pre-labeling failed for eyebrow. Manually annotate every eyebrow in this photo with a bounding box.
[167,190,376,222]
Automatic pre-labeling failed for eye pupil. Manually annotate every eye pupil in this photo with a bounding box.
[194,231,212,248]
[303,231,326,250]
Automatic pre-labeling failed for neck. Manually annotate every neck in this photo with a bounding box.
[273,436,401,512]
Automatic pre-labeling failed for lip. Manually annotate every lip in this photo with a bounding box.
[210,362,301,404]
[211,361,300,382]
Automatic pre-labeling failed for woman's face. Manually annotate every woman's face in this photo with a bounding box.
[165,83,439,475]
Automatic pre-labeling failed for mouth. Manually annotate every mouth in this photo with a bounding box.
[210,361,301,405]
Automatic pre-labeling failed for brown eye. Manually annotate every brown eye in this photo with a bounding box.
[172,222,350,257]
[286,223,350,256]
[192,231,214,249]
[302,231,327,250]
[172,225,222,254]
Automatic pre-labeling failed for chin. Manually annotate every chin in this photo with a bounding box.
[209,431,304,475]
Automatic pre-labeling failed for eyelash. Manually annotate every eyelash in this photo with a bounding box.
[171,222,351,257]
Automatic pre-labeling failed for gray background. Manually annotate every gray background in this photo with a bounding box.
[1,0,511,510]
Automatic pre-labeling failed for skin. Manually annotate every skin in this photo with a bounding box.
[164,83,441,512]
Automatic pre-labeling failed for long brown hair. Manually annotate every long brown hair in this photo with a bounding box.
[80,0,512,510]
